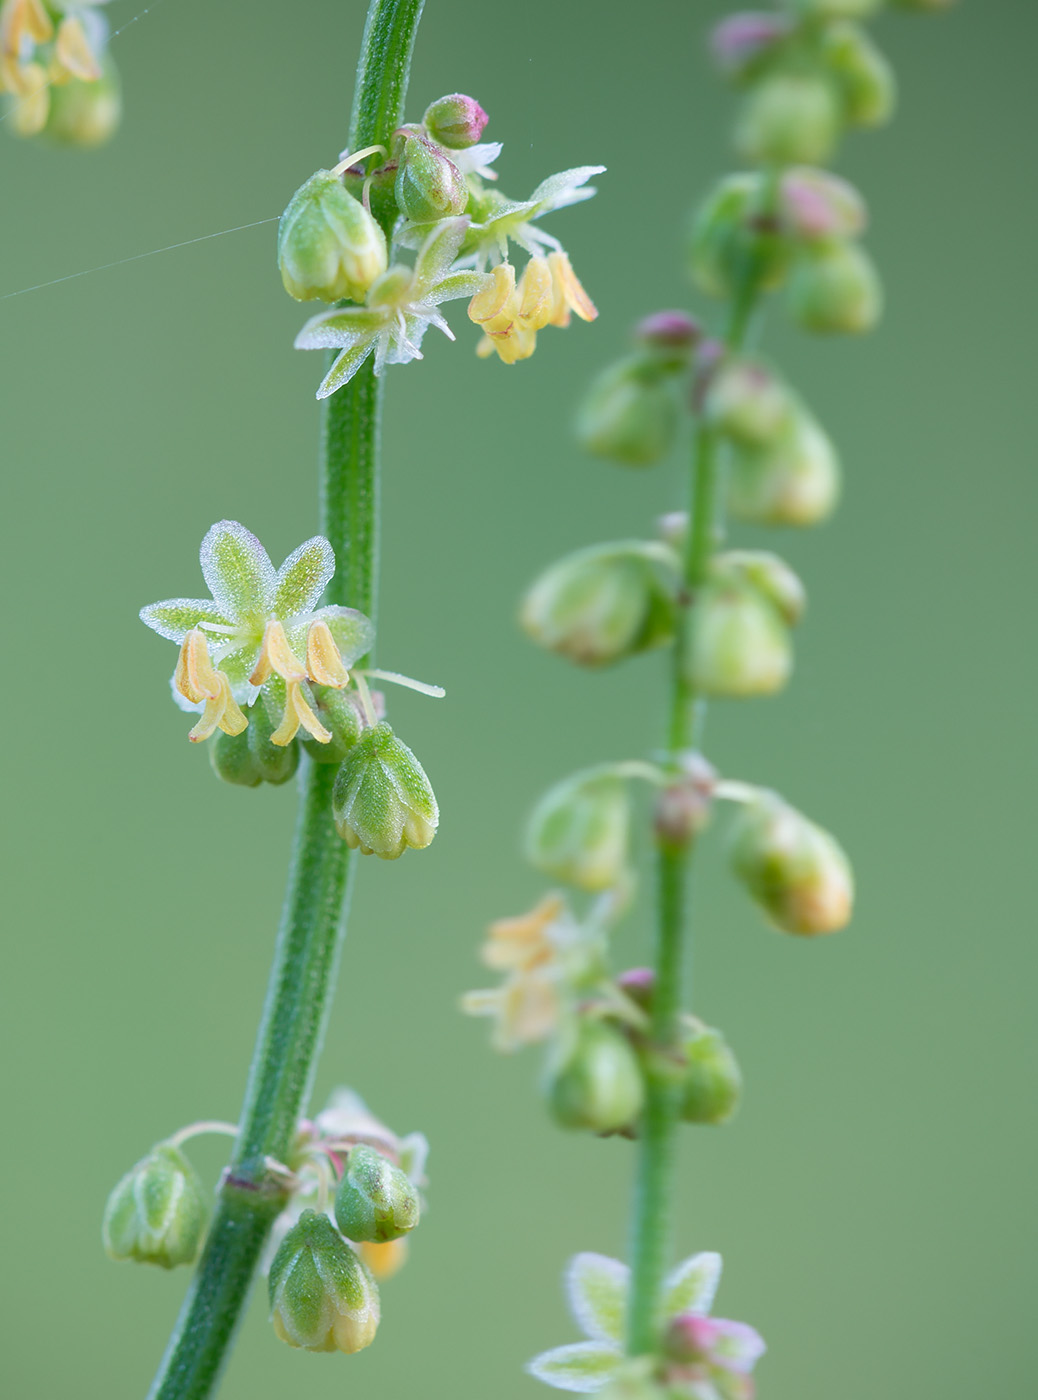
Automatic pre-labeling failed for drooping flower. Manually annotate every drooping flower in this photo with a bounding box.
[469,251,597,364]
[294,216,491,399]
[140,520,373,745]
[528,1250,764,1400]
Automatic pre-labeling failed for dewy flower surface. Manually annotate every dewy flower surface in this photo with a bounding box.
[140,520,373,744]
[294,216,490,398]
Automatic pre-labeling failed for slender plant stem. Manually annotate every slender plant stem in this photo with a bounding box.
[626,233,771,1355]
[145,5,425,1397]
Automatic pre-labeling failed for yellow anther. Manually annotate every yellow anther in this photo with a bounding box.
[54,15,102,83]
[517,257,554,332]
[175,628,224,704]
[0,0,53,56]
[306,620,349,688]
[358,1239,409,1281]
[270,681,333,747]
[188,672,248,743]
[467,263,519,337]
[249,619,307,687]
[547,250,598,328]
[7,58,47,133]
[491,323,537,364]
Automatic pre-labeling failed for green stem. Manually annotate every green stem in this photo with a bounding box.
[626,235,770,1356]
[145,5,425,1397]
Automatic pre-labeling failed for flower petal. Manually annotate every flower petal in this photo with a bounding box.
[526,1343,622,1393]
[413,216,470,290]
[385,314,428,366]
[295,309,384,351]
[316,340,377,399]
[139,598,231,643]
[422,269,493,306]
[566,1253,629,1344]
[664,1252,723,1319]
[707,1319,766,1375]
[199,521,276,622]
[272,536,335,619]
[308,606,375,667]
[530,166,606,214]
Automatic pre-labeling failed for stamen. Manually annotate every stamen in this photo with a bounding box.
[359,668,446,698]
[175,629,222,704]
[270,681,332,747]
[250,619,307,687]
[331,143,388,178]
[306,620,350,688]
[188,672,248,742]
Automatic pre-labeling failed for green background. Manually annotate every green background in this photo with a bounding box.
[2,0,1033,1395]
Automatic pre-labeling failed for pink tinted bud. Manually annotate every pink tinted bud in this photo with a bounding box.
[636,309,703,350]
[616,967,656,1010]
[780,168,867,243]
[423,93,489,149]
[665,1314,766,1374]
[711,12,792,77]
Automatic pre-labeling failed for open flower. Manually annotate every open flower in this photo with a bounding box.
[468,251,597,364]
[294,216,491,399]
[140,520,373,745]
[528,1251,764,1400]
[0,0,108,137]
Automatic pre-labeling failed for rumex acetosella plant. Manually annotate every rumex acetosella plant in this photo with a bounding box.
[0,0,120,143]
[100,2,604,1397]
[463,2,952,1399]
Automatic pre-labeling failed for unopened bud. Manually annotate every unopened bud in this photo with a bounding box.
[269,1209,380,1353]
[654,752,718,849]
[703,358,796,449]
[278,171,387,303]
[688,173,788,300]
[779,167,867,243]
[333,722,438,858]
[102,1143,208,1269]
[576,357,678,467]
[734,72,842,167]
[301,687,368,764]
[684,570,793,698]
[527,769,631,893]
[792,0,882,17]
[681,1023,742,1124]
[728,412,841,527]
[715,551,806,626]
[823,23,897,128]
[788,239,882,334]
[546,1020,645,1134]
[395,131,468,222]
[250,703,301,784]
[334,1144,420,1244]
[634,311,703,373]
[45,66,120,146]
[521,542,678,667]
[210,728,262,788]
[729,791,854,935]
[891,0,955,8]
[710,13,793,80]
[664,1313,766,1370]
[423,92,488,148]
[616,967,656,1012]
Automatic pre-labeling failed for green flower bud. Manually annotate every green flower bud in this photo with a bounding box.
[527,768,631,893]
[823,22,897,128]
[269,1209,380,1354]
[249,703,301,784]
[395,132,468,222]
[681,1023,742,1124]
[717,550,806,626]
[546,1021,645,1134]
[521,541,678,668]
[728,412,841,527]
[278,171,388,303]
[788,240,882,334]
[734,72,842,167]
[711,14,794,82]
[102,1144,208,1269]
[210,727,262,787]
[423,92,488,149]
[792,0,881,15]
[332,722,438,858]
[684,568,793,698]
[730,791,854,935]
[45,65,121,147]
[689,173,789,300]
[703,358,796,448]
[576,357,678,467]
[301,687,365,764]
[334,1144,420,1244]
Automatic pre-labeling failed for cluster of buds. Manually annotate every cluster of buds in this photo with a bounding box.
[141,521,439,858]
[278,92,603,396]
[103,1091,427,1358]
[528,1249,765,1400]
[0,0,119,144]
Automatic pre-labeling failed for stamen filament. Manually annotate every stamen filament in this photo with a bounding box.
[359,668,445,698]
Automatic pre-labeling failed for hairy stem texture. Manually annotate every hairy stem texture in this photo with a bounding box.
[145,4,425,1396]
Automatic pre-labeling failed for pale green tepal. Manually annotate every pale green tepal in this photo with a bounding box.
[526,768,631,893]
[822,21,897,127]
[268,1210,380,1354]
[521,541,678,668]
[734,70,843,166]
[278,170,388,303]
[683,554,804,698]
[332,722,438,858]
[576,357,678,466]
[680,1023,743,1125]
[546,1020,645,1135]
[729,790,854,936]
[102,1143,208,1269]
[788,239,883,334]
[334,1144,421,1244]
[702,357,796,450]
[728,411,841,527]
